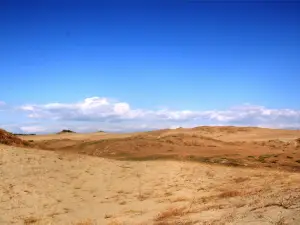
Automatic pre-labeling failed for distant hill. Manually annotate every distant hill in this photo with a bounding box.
[57,129,76,134]
[13,133,36,136]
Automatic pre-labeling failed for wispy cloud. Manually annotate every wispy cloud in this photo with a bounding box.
[14,96,300,133]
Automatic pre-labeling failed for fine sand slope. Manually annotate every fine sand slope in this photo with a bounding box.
[23,126,300,172]
[1,145,300,225]
[0,129,31,147]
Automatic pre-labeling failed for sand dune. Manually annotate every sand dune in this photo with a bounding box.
[1,145,300,225]
[0,129,31,147]
[1,126,300,224]
[22,126,300,172]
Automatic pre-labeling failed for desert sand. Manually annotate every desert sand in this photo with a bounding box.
[1,126,300,224]
[21,126,300,172]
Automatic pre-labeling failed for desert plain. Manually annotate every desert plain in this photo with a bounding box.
[1,126,300,224]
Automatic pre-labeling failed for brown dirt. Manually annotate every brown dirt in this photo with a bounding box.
[0,129,32,147]
[20,126,300,172]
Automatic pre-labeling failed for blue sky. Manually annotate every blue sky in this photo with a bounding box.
[0,0,300,133]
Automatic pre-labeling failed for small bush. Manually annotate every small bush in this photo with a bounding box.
[23,216,39,225]
[60,129,75,133]
[218,190,241,198]
[258,154,274,163]
[233,177,250,183]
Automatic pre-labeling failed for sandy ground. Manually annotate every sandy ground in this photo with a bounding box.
[1,144,300,225]
[21,126,300,172]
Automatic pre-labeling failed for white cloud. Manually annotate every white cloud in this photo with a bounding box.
[20,97,144,121]
[19,126,47,134]
[1,96,298,133]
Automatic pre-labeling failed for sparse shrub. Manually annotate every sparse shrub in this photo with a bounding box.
[258,154,273,163]
[119,201,126,205]
[233,177,250,183]
[104,214,113,219]
[23,216,39,224]
[58,129,75,134]
[206,170,215,177]
[218,190,241,198]
[23,141,31,146]
[207,144,217,147]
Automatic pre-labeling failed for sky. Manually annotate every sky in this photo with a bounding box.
[1,0,300,133]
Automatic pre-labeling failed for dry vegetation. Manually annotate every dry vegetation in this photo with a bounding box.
[0,129,32,147]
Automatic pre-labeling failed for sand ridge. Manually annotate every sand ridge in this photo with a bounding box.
[24,126,300,172]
